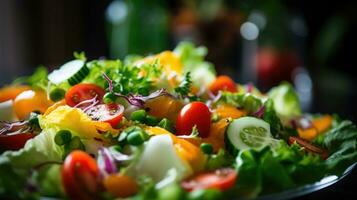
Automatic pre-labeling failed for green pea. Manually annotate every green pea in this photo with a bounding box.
[49,88,66,102]
[54,130,72,146]
[158,118,174,133]
[145,115,159,126]
[130,109,147,122]
[200,143,214,155]
[103,92,116,104]
[127,131,145,146]
[68,136,85,151]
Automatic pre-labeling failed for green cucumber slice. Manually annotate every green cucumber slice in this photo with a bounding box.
[48,59,89,85]
[226,117,275,152]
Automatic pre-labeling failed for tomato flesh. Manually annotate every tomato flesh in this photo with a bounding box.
[209,76,237,95]
[181,168,237,192]
[85,104,124,128]
[0,133,35,151]
[65,84,105,107]
[62,150,101,200]
[176,102,211,137]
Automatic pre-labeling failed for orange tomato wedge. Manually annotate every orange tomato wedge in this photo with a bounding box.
[0,85,30,102]
[298,115,333,141]
[103,174,138,198]
[13,90,53,120]
[214,104,246,119]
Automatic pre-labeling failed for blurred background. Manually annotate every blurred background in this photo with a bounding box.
[0,0,356,124]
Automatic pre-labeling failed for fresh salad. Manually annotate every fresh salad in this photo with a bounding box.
[0,42,356,200]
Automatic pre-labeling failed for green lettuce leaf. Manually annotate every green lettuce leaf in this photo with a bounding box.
[323,120,357,176]
[13,66,49,91]
[268,82,301,120]
[174,42,216,87]
[0,130,63,198]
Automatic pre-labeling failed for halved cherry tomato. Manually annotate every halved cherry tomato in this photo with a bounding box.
[13,90,53,120]
[65,84,105,107]
[289,136,328,159]
[85,104,124,128]
[176,102,211,137]
[62,150,101,200]
[209,76,237,95]
[181,168,237,192]
[0,133,35,151]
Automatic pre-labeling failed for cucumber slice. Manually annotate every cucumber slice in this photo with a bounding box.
[226,117,275,152]
[48,59,89,85]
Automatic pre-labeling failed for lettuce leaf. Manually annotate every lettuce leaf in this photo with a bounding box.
[174,42,216,87]
[323,120,357,176]
[0,130,63,198]
[234,142,326,198]
[268,82,301,120]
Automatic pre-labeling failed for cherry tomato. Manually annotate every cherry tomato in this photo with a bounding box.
[209,76,237,95]
[65,84,105,107]
[289,136,328,159]
[13,90,53,120]
[181,168,237,192]
[0,133,35,151]
[62,150,101,200]
[176,102,211,137]
[85,104,124,128]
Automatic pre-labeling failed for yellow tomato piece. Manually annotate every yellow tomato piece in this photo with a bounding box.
[214,104,246,119]
[202,118,232,152]
[144,96,183,123]
[141,51,183,75]
[0,85,30,102]
[103,174,138,198]
[312,115,333,133]
[145,126,206,172]
[298,127,318,141]
[13,90,53,120]
[298,115,333,141]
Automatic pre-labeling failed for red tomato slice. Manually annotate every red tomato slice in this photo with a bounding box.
[181,168,237,192]
[62,150,101,200]
[209,76,237,95]
[176,102,211,137]
[289,136,329,159]
[65,84,105,107]
[85,104,124,128]
[0,133,35,151]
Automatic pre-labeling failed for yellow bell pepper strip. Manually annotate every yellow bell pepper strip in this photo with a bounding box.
[40,106,118,140]
[213,104,246,119]
[0,85,30,102]
[298,115,333,141]
[145,126,206,172]
[103,174,138,198]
